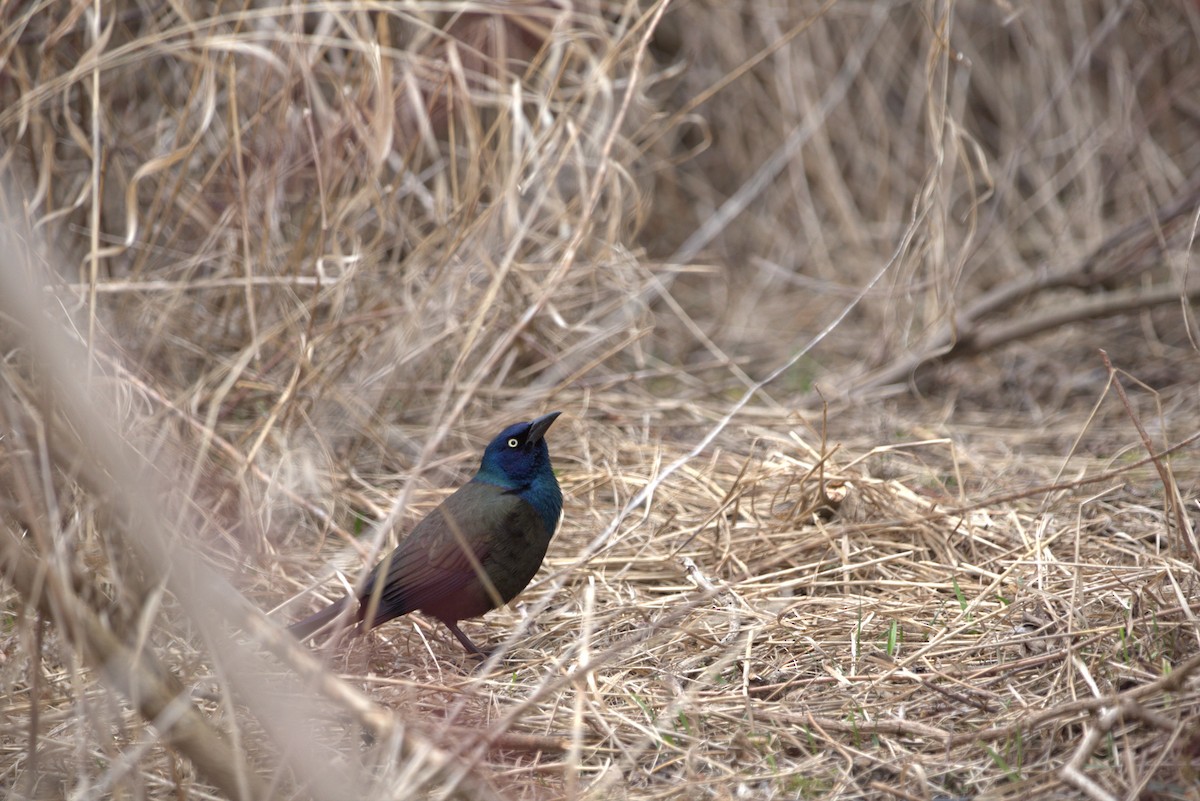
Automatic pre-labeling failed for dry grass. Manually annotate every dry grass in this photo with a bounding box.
[2,1,1199,800]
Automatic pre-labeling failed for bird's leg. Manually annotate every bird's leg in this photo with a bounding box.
[443,620,488,657]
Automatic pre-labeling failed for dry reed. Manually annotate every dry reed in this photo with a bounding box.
[2,2,1198,800]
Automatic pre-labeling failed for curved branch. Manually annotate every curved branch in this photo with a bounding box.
[848,178,1200,392]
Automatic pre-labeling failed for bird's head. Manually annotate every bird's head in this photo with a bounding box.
[477,411,561,488]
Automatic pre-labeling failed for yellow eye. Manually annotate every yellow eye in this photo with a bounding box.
[508,438,520,448]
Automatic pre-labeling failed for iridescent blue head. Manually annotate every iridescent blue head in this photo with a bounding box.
[475,411,563,535]
[476,411,562,490]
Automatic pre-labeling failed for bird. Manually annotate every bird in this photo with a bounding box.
[288,411,563,656]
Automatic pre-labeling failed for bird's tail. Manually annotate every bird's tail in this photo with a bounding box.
[287,597,356,640]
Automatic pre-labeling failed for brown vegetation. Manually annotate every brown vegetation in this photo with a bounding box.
[2,1,1198,799]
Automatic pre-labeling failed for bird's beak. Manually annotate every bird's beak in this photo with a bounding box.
[527,411,562,442]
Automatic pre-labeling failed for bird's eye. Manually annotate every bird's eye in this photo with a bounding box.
[507,438,520,448]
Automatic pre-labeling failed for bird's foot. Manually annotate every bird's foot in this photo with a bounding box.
[443,620,491,658]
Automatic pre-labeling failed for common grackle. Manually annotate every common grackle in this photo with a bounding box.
[288,412,563,656]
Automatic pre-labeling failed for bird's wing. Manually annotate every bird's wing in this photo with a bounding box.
[367,481,536,617]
